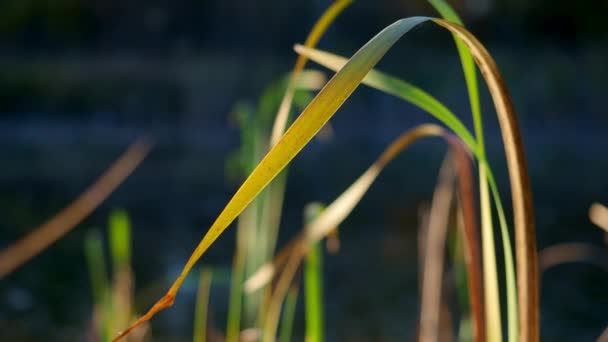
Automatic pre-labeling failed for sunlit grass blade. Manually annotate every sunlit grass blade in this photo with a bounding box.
[270,0,353,146]
[113,16,535,341]
[279,286,299,342]
[419,155,455,342]
[0,140,150,279]
[304,203,325,342]
[194,269,213,342]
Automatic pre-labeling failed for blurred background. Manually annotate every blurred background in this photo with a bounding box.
[1,0,606,340]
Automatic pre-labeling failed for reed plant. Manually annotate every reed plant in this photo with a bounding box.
[0,0,559,341]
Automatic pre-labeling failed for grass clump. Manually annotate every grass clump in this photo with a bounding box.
[113,0,537,340]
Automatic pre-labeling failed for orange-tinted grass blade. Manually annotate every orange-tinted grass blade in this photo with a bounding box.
[430,19,538,341]
[112,292,175,342]
[270,0,353,146]
[448,135,485,342]
[0,139,150,279]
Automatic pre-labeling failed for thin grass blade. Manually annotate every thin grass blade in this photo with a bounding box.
[304,204,325,342]
[0,140,150,278]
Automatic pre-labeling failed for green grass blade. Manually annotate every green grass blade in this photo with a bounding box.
[428,0,482,147]
[305,243,323,342]
[304,204,325,342]
[487,169,519,342]
[194,269,213,342]
[109,209,131,271]
[279,287,299,342]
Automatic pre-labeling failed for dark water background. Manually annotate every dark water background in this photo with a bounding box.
[1,0,607,340]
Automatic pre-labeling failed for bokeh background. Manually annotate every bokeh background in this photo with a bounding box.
[1,0,607,340]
